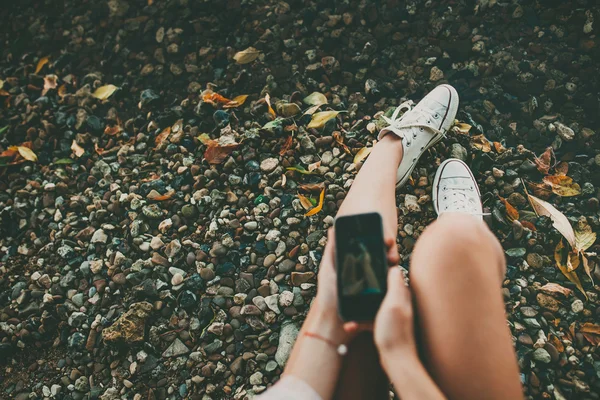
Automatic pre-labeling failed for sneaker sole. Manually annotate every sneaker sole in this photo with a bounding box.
[395,84,459,190]
[432,158,482,215]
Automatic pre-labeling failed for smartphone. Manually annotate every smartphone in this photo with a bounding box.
[335,212,388,321]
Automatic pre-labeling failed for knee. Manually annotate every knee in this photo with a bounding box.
[410,214,505,280]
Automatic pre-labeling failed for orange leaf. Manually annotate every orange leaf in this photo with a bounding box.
[265,93,276,117]
[71,140,85,158]
[581,333,600,345]
[534,147,553,175]
[155,127,171,147]
[580,323,600,335]
[555,161,569,176]
[149,190,175,201]
[471,134,492,152]
[94,143,104,155]
[57,84,67,98]
[0,89,10,96]
[297,194,314,210]
[279,135,293,156]
[42,74,58,96]
[332,131,351,154]
[104,125,122,136]
[305,189,325,217]
[521,221,537,231]
[540,283,572,297]
[493,142,506,153]
[498,195,519,222]
[543,175,581,197]
[35,56,50,74]
[223,94,249,109]
[549,335,565,353]
[202,90,231,106]
[203,140,239,164]
[298,182,326,194]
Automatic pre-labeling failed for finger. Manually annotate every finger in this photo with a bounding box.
[343,321,374,339]
[387,245,400,266]
[384,267,411,303]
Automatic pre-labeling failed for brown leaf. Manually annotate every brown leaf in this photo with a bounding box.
[94,143,104,155]
[233,47,260,64]
[265,93,276,117]
[279,135,293,156]
[42,74,58,96]
[540,283,573,297]
[298,182,326,194]
[0,89,10,96]
[580,323,600,335]
[204,140,239,165]
[543,175,581,197]
[223,94,249,109]
[297,194,314,211]
[452,122,472,135]
[154,127,171,148]
[554,240,587,299]
[305,189,325,217]
[534,147,553,175]
[498,195,519,222]
[104,125,122,136]
[549,335,565,352]
[581,253,593,284]
[470,134,492,152]
[567,250,580,272]
[57,84,67,98]
[521,221,537,231]
[528,194,576,248]
[202,91,231,106]
[71,140,85,158]
[555,161,569,176]
[527,181,552,198]
[149,190,175,201]
[35,56,50,74]
[332,131,351,154]
[493,141,507,153]
[353,147,372,164]
[581,333,600,346]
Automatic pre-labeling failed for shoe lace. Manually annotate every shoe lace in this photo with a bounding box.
[382,100,445,147]
[439,184,490,216]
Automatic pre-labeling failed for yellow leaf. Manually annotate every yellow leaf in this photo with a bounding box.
[305,189,325,217]
[265,93,276,117]
[197,133,211,144]
[470,134,492,152]
[223,94,249,109]
[307,111,340,129]
[452,122,472,135]
[554,240,587,299]
[543,175,581,197]
[527,194,576,248]
[353,147,372,164]
[575,218,596,252]
[303,92,328,106]
[303,104,322,116]
[71,140,85,158]
[297,194,314,210]
[0,79,4,90]
[233,47,260,64]
[35,56,50,74]
[11,146,37,162]
[92,84,118,100]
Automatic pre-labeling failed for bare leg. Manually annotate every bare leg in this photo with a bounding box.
[409,213,523,400]
[333,134,404,399]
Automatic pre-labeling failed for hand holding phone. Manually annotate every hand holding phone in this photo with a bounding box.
[335,212,388,321]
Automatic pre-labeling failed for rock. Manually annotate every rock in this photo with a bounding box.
[429,66,444,81]
[279,259,296,273]
[532,348,552,364]
[91,229,108,244]
[537,293,559,312]
[102,302,153,344]
[571,299,584,313]
[264,294,280,314]
[450,143,467,161]
[260,157,279,173]
[162,338,189,358]
[275,322,300,366]
[404,195,421,213]
[249,371,263,385]
[555,122,574,141]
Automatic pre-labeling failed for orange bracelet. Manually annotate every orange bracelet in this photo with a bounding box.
[304,331,348,355]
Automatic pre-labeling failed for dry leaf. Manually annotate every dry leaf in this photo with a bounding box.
[543,175,581,197]
[0,79,3,90]
[331,131,351,155]
[42,74,58,96]
[581,253,593,284]
[298,182,326,193]
[498,195,519,222]
[534,147,553,175]
[279,135,293,156]
[15,145,38,162]
[297,194,314,210]
[233,47,260,64]
[452,122,472,135]
[554,240,587,299]
[575,219,596,252]
[303,104,322,116]
[265,93,276,117]
[353,147,372,164]
[71,140,85,158]
[567,250,580,272]
[35,56,50,74]
[286,165,314,175]
[204,140,239,164]
[493,142,507,153]
[582,333,600,345]
[155,127,171,148]
[527,181,553,198]
[57,84,67,98]
[580,323,600,335]
[223,94,249,109]
[470,134,492,152]
[303,92,328,106]
[92,84,118,100]
[308,111,340,129]
[549,335,565,352]
[197,133,211,144]
[308,161,321,172]
[149,190,175,201]
[202,90,231,106]
[528,194,576,248]
[540,283,573,297]
[305,189,325,217]
[555,161,569,176]
[94,143,104,155]
[104,125,122,136]
[521,221,537,231]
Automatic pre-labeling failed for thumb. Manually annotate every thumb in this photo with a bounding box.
[384,267,410,303]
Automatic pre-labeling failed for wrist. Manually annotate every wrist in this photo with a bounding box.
[308,298,348,344]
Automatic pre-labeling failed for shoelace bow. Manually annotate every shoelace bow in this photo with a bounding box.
[439,182,490,216]
[382,100,446,147]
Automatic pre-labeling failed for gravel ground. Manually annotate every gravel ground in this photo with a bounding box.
[1,0,600,399]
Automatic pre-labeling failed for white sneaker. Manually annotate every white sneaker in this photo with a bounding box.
[378,84,459,189]
[432,158,484,219]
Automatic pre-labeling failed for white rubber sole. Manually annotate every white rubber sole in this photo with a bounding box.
[432,158,482,216]
[395,84,459,189]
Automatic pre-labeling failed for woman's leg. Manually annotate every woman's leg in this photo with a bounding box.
[332,134,404,399]
[408,213,523,400]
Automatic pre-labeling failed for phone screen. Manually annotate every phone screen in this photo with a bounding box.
[335,213,387,321]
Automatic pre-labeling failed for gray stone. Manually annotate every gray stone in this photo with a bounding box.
[450,143,468,161]
[162,338,189,358]
[532,348,552,364]
[275,322,300,366]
